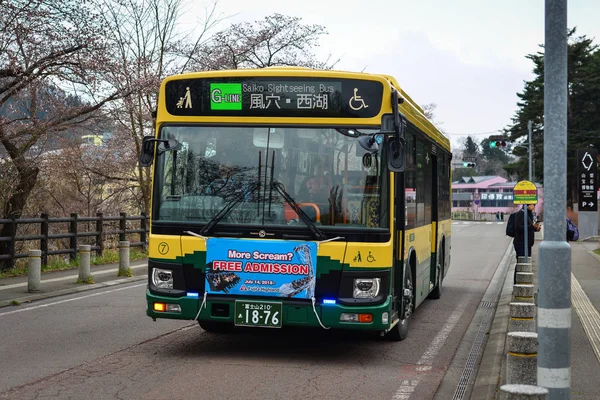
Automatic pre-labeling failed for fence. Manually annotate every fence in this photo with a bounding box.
[452,211,508,222]
[0,212,148,268]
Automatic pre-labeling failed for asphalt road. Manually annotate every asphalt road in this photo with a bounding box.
[0,222,512,400]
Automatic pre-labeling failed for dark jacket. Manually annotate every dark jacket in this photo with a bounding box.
[514,209,535,247]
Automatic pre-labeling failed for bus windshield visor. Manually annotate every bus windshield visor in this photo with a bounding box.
[153,126,388,230]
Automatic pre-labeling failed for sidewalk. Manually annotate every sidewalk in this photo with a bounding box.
[0,260,148,308]
[472,236,600,399]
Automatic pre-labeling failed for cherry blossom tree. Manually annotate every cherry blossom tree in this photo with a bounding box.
[99,0,223,213]
[0,0,127,269]
[187,14,338,70]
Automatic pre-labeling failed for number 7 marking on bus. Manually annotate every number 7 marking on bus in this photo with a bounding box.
[158,242,169,255]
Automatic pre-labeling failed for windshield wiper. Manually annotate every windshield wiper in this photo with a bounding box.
[199,181,259,236]
[198,178,326,241]
[270,180,327,241]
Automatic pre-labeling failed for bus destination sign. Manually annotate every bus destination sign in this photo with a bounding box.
[164,77,384,118]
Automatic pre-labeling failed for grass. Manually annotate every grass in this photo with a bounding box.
[117,267,133,277]
[0,248,147,279]
[0,256,79,278]
[595,249,600,256]
[91,248,147,265]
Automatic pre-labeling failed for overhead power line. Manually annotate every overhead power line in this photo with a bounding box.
[446,128,600,138]
[445,130,503,136]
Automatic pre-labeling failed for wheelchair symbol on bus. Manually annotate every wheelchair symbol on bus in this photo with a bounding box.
[349,88,369,111]
[367,252,376,263]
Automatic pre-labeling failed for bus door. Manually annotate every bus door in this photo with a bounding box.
[430,151,439,287]
[393,169,406,319]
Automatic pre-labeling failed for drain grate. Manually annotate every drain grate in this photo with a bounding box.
[452,307,495,400]
[480,301,494,308]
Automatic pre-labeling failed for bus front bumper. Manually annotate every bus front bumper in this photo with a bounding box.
[147,289,393,331]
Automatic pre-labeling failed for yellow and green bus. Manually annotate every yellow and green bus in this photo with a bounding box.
[140,67,451,340]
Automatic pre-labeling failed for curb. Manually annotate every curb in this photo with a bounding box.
[0,275,147,308]
[470,244,516,399]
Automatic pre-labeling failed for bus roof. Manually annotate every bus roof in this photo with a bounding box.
[158,68,450,152]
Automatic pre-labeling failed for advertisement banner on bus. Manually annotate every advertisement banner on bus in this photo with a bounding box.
[205,238,317,299]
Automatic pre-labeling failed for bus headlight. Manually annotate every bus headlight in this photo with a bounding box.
[353,278,381,299]
[152,268,173,289]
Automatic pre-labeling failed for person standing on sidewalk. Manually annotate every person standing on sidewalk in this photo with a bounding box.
[513,204,541,282]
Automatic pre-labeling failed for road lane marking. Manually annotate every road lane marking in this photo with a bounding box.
[0,283,146,317]
[0,264,147,291]
[571,273,600,365]
[391,298,469,400]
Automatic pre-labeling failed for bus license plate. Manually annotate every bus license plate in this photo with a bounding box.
[234,300,282,328]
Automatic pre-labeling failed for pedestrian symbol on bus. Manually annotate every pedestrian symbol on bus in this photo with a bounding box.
[176,87,192,109]
[353,251,362,262]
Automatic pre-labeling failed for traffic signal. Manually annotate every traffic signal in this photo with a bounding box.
[463,162,476,168]
[490,141,507,149]
[489,135,508,149]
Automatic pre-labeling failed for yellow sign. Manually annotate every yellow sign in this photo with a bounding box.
[513,180,538,204]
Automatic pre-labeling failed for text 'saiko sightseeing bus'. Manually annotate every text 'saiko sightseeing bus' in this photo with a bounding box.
[140,67,451,340]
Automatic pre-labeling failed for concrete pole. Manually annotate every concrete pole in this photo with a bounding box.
[78,245,92,282]
[510,302,537,332]
[500,384,548,400]
[27,250,41,293]
[118,241,130,276]
[516,262,533,273]
[513,284,536,303]
[538,0,571,398]
[507,332,538,385]
[516,272,534,285]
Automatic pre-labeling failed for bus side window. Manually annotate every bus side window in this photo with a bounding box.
[405,171,417,229]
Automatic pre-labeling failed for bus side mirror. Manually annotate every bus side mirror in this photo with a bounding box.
[386,89,406,172]
[387,137,405,172]
[140,136,156,167]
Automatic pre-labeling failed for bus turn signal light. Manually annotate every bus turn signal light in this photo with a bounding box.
[153,302,166,312]
[358,314,373,323]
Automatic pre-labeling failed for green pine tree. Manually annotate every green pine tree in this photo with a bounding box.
[505,29,600,201]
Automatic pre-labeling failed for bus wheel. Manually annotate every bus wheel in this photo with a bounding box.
[428,247,443,300]
[198,320,233,333]
[386,267,413,341]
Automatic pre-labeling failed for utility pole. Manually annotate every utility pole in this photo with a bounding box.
[523,120,533,264]
[528,120,533,182]
[538,0,570,398]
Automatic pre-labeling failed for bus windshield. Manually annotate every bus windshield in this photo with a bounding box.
[153,125,388,230]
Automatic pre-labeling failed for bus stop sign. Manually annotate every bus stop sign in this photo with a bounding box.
[513,180,538,205]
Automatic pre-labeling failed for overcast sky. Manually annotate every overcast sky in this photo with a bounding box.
[189,0,600,149]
